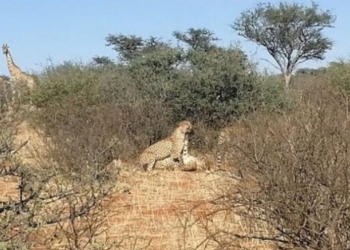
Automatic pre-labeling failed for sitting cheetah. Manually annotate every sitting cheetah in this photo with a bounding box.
[154,132,190,170]
[139,120,193,171]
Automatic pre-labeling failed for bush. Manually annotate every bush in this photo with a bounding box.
[209,84,350,249]
[0,78,11,113]
[31,62,174,162]
[0,75,31,113]
[0,114,119,249]
[327,60,350,94]
[166,47,259,129]
[254,73,294,113]
[31,62,104,107]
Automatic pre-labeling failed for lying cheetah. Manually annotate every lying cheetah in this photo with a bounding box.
[154,132,190,170]
[139,120,193,171]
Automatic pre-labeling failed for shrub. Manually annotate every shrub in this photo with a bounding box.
[31,62,174,162]
[31,62,105,107]
[208,84,350,249]
[0,114,118,249]
[254,73,294,113]
[327,60,350,94]
[166,47,259,129]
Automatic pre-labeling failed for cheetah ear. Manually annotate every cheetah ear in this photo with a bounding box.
[186,121,193,130]
[188,122,193,129]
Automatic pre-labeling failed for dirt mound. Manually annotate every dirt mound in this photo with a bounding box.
[2,121,274,249]
[14,120,48,167]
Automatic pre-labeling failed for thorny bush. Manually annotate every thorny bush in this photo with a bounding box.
[0,111,120,249]
[31,62,174,164]
[206,83,350,249]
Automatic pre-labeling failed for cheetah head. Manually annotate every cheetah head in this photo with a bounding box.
[178,120,193,134]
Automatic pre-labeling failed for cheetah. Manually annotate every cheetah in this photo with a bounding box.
[153,132,190,170]
[153,131,203,171]
[139,120,193,171]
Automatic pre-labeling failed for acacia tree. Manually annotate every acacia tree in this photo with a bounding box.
[105,34,144,61]
[232,2,335,90]
[173,28,218,52]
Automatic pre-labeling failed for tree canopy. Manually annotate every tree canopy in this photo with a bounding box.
[173,28,218,52]
[232,1,335,89]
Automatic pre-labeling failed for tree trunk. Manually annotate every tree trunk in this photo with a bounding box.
[284,74,292,91]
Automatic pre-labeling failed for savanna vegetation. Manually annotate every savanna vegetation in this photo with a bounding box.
[1,1,350,249]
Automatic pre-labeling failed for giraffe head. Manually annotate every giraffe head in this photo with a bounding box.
[2,44,9,55]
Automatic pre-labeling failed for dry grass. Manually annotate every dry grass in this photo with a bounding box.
[0,120,276,250]
[83,169,275,250]
[0,171,276,250]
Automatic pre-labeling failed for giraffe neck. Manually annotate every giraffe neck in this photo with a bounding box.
[5,51,24,78]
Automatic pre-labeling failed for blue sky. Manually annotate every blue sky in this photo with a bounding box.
[0,0,349,76]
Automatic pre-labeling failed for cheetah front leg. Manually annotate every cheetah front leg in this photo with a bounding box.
[146,160,156,171]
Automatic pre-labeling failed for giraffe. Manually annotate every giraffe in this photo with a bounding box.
[2,44,36,108]
[2,44,36,90]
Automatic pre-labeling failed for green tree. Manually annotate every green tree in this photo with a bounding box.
[92,56,114,65]
[328,60,350,95]
[128,45,182,100]
[232,2,335,90]
[105,34,173,63]
[167,46,258,128]
[173,28,218,52]
[105,34,144,61]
